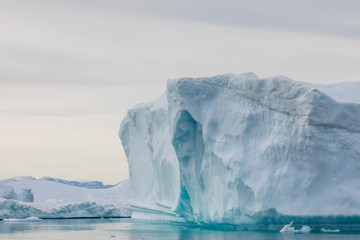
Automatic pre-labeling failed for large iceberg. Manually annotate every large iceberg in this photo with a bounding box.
[119,73,360,225]
[0,176,131,219]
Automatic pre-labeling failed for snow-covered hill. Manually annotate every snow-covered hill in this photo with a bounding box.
[0,176,131,219]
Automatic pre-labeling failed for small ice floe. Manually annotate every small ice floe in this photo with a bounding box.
[321,228,340,233]
[280,221,311,233]
[25,217,42,221]
[280,221,294,233]
[3,217,42,222]
[297,225,311,233]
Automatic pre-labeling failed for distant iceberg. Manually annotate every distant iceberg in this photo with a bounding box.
[0,177,131,219]
[119,73,360,225]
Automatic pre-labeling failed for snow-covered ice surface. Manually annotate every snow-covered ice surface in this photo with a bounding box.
[119,72,360,225]
[0,176,131,219]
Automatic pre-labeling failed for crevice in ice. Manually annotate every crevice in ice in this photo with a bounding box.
[171,110,258,224]
[172,110,204,221]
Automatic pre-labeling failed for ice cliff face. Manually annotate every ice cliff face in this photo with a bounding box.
[119,73,360,225]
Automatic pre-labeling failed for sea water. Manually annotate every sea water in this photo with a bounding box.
[0,218,359,240]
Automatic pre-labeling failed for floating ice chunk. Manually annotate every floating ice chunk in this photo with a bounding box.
[297,225,311,233]
[279,222,311,233]
[279,221,293,233]
[25,216,42,221]
[321,228,340,233]
[3,217,42,222]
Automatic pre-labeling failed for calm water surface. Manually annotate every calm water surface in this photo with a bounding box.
[0,218,359,240]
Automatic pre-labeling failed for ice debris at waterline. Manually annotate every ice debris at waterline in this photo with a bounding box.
[280,221,311,233]
[119,72,360,225]
[321,228,340,233]
[279,221,294,233]
[2,217,42,222]
[0,176,131,219]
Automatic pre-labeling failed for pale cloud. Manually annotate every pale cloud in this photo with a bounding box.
[1,0,359,85]
[0,0,359,183]
[125,0,360,39]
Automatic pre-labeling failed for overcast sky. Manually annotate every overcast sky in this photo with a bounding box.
[1,0,359,184]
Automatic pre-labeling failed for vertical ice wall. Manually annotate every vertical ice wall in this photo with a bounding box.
[119,95,181,219]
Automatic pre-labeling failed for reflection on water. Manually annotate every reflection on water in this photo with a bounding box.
[0,218,359,240]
